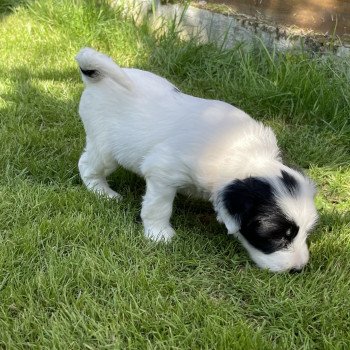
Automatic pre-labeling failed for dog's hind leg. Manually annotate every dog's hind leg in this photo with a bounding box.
[141,177,176,242]
[78,141,122,201]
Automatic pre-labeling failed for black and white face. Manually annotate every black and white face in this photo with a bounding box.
[216,170,318,272]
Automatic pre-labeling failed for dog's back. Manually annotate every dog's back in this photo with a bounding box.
[75,48,280,190]
[75,48,253,179]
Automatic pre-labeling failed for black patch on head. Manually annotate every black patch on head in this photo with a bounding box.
[280,170,299,195]
[80,68,99,78]
[222,177,299,254]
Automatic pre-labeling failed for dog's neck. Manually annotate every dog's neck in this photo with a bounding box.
[197,121,283,194]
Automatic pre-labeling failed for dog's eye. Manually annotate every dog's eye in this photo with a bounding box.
[285,226,298,240]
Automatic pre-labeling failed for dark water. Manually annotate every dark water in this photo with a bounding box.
[207,0,350,36]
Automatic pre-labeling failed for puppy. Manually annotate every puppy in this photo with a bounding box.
[76,47,318,273]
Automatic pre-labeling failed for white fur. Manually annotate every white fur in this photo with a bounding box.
[76,48,318,272]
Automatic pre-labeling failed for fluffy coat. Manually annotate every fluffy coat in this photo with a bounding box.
[76,48,318,272]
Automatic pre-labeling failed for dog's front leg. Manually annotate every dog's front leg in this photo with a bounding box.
[141,178,176,242]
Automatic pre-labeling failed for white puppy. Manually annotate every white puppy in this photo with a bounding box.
[76,48,318,273]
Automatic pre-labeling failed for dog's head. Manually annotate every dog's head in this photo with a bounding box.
[215,169,318,272]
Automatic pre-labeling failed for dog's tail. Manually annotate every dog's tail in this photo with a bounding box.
[75,47,133,91]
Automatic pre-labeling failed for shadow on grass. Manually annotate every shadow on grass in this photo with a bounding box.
[0,66,83,184]
[0,0,27,19]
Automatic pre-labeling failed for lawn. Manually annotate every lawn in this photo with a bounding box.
[0,0,349,348]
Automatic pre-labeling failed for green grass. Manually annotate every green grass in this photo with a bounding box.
[0,0,349,348]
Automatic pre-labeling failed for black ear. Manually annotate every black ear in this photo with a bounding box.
[279,170,299,195]
[222,177,273,222]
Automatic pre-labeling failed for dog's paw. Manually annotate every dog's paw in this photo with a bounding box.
[144,226,175,242]
[105,190,123,201]
[94,188,122,202]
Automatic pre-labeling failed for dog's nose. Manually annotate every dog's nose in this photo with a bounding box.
[289,267,303,274]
